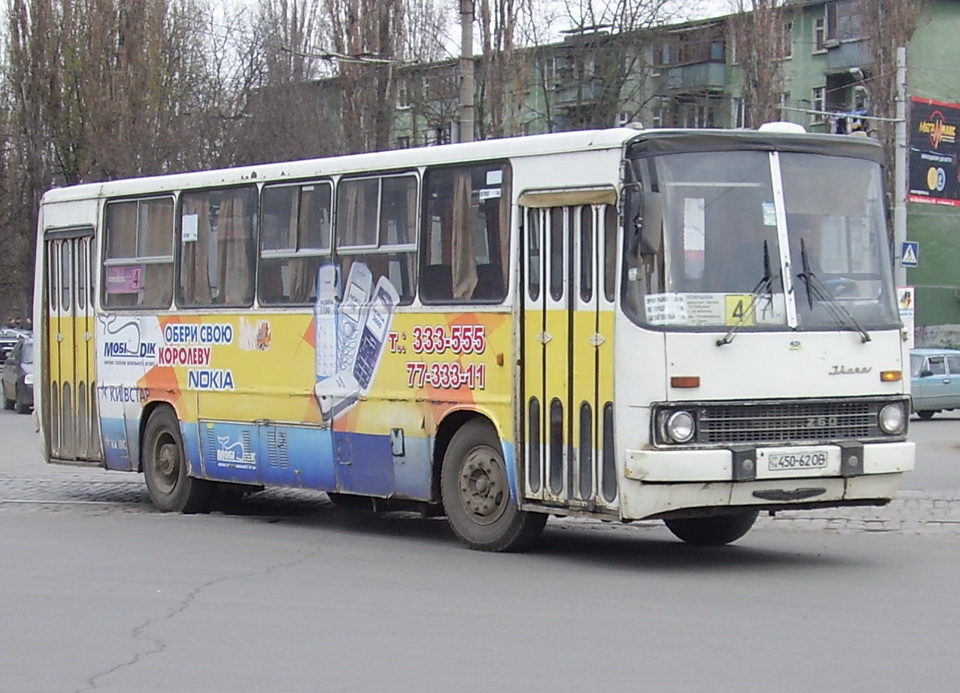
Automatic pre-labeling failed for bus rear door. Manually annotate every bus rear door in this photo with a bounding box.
[43,228,100,464]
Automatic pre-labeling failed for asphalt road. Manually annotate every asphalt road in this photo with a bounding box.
[1,409,959,692]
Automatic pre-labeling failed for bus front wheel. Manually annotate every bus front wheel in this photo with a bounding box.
[142,407,213,514]
[663,510,759,546]
[440,419,546,552]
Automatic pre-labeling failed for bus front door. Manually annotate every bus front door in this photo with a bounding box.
[521,203,618,510]
[44,230,101,464]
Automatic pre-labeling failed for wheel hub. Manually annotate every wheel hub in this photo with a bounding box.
[458,446,507,526]
[154,441,180,493]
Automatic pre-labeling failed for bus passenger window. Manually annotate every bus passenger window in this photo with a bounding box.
[103,197,174,309]
[259,181,332,305]
[179,186,257,308]
[335,174,417,305]
[420,162,511,304]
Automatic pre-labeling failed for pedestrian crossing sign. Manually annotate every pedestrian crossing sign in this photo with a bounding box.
[901,241,919,268]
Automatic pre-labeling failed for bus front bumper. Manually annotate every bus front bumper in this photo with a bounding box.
[618,441,914,521]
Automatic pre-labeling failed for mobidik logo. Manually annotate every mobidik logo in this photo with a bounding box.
[103,341,157,359]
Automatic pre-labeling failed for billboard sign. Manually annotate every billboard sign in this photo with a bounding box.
[909,97,960,206]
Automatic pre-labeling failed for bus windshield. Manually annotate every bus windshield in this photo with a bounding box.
[623,149,899,332]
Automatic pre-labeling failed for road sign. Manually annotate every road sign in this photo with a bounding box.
[901,241,919,267]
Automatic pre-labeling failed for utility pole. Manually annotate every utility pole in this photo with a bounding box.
[894,45,908,287]
[459,0,475,143]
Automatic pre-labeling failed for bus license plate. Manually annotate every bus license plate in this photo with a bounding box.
[768,451,829,471]
[757,446,840,476]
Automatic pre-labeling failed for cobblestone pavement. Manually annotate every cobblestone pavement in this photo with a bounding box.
[2,465,958,536]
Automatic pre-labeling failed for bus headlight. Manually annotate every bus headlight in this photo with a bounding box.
[878,402,906,435]
[24,374,33,386]
[665,410,696,443]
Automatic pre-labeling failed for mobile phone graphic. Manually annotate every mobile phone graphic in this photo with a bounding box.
[352,277,400,393]
[314,264,340,381]
[314,371,361,422]
[336,262,373,375]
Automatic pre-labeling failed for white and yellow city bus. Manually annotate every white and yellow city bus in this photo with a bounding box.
[35,125,914,551]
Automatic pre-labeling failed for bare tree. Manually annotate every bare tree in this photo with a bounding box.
[401,0,450,64]
[731,0,787,128]
[476,0,531,139]
[6,0,216,183]
[1,0,222,316]
[322,0,405,153]
[233,0,346,163]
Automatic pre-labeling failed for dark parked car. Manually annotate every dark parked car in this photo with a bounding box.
[2,337,33,414]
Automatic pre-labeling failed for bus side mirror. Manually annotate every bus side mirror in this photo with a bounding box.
[638,191,662,256]
[625,187,662,257]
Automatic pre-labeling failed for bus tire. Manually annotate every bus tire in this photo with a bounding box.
[916,410,936,421]
[440,418,546,552]
[142,407,213,514]
[664,510,759,546]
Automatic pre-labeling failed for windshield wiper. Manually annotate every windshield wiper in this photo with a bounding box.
[797,239,871,343]
[716,240,775,347]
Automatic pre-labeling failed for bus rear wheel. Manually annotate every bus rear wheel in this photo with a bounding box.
[440,418,546,552]
[142,407,213,514]
[663,510,759,546]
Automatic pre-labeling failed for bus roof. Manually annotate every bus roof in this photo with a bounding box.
[40,128,640,205]
[40,126,886,205]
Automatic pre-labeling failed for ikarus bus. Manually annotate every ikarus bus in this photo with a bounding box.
[35,124,914,551]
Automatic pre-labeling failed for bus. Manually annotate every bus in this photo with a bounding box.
[35,124,914,551]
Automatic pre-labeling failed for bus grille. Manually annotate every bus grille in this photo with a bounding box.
[656,398,907,446]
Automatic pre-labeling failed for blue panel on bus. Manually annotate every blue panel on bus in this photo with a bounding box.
[181,422,205,478]
[198,421,261,485]
[502,441,519,501]
[333,431,395,497]
[101,417,136,471]
[393,436,433,501]
[258,424,336,490]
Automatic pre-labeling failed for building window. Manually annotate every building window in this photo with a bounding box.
[426,123,451,146]
[814,2,838,51]
[396,80,409,109]
[811,86,825,124]
[651,98,672,128]
[780,92,790,120]
[783,21,793,59]
[681,99,718,129]
[814,17,826,52]
[543,56,557,89]
[396,136,411,149]
[732,97,747,128]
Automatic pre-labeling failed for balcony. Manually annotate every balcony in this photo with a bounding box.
[554,78,606,106]
[827,39,870,72]
[662,62,727,93]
